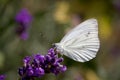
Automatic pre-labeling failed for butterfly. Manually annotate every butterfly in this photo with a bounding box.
[54,18,100,62]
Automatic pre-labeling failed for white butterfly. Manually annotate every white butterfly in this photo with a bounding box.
[54,18,100,62]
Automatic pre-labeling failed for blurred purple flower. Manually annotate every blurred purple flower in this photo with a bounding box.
[15,9,32,24]
[15,8,32,40]
[0,75,5,80]
[18,48,67,80]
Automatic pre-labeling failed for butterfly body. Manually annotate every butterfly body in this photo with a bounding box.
[54,18,100,62]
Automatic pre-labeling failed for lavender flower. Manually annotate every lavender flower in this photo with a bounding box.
[15,8,32,40]
[0,75,5,80]
[18,48,67,80]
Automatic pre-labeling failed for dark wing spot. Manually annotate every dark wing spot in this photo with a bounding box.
[86,31,90,37]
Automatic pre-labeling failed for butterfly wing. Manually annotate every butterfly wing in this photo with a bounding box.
[55,18,100,62]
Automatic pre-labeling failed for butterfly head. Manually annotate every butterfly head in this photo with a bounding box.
[53,43,64,55]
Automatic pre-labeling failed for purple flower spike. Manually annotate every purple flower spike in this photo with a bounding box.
[15,8,32,40]
[15,9,32,25]
[0,75,5,80]
[18,48,67,80]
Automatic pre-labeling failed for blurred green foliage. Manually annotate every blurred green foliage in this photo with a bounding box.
[0,0,120,80]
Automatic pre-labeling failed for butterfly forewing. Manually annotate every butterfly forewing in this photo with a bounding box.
[55,18,100,62]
